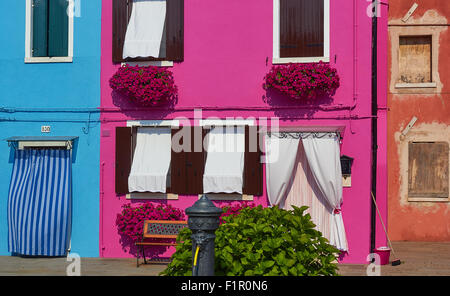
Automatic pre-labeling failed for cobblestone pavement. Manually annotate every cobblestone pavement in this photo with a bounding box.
[0,242,448,276]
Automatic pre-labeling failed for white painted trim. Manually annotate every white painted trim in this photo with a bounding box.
[395,82,437,89]
[408,197,449,203]
[126,193,179,200]
[199,119,255,127]
[121,61,174,67]
[25,0,74,62]
[18,141,72,150]
[272,0,330,63]
[273,57,330,64]
[126,120,180,128]
[199,194,254,201]
[24,56,73,63]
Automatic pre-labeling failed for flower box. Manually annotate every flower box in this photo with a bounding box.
[263,62,340,101]
[109,64,177,107]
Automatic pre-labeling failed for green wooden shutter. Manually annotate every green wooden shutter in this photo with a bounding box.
[48,0,69,57]
[32,0,49,57]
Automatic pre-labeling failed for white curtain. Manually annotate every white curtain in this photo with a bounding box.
[122,0,167,59]
[128,127,171,193]
[283,142,331,241]
[302,134,348,251]
[203,126,245,194]
[265,134,300,206]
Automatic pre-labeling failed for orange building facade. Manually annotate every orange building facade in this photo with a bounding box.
[388,0,450,241]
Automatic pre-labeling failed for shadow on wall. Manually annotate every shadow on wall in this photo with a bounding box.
[111,90,178,120]
[263,88,334,119]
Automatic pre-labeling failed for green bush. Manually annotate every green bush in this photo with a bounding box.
[160,205,340,276]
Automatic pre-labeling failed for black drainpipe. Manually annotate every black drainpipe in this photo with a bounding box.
[370,0,378,254]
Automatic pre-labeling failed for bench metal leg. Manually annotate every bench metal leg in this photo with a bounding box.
[142,245,147,265]
[136,245,140,268]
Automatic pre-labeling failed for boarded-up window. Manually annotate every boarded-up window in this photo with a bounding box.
[399,36,432,84]
[408,142,449,198]
[112,0,184,64]
[279,0,324,58]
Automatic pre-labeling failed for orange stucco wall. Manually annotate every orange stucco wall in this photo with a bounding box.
[388,0,450,241]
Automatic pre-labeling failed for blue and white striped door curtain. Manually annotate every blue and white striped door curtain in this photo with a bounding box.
[7,149,72,256]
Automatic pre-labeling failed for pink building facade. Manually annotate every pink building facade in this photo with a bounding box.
[99,0,388,264]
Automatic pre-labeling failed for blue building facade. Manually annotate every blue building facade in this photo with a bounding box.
[0,0,101,257]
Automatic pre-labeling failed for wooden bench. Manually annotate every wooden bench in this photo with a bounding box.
[135,220,188,267]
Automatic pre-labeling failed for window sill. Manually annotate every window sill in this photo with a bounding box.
[126,193,179,200]
[395,82,437,89]
[25,57,73,63]
[200,194,254,201]
[408,197,449,202]
[121,61,173,67]
[272,57,330,64]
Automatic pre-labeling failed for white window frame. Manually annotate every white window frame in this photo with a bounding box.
[273,0,330,64]
[25,0,74,63]
[125,120,179,200]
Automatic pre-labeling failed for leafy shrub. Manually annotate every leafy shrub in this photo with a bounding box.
[219,202,255,225]
[109,64,177,106]
[263,62,340,100]
[160,205,340,276]
[116,203,185,241]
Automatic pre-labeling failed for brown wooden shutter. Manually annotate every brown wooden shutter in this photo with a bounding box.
[166,0,184,61]
[408,142,449,198]
[185,127,205,194]
[170,127,186,194]
[243,126,263,196]
[112,0,130,64]
[280,0,324,58]
[115,127,133,195]
[171,127,204,194]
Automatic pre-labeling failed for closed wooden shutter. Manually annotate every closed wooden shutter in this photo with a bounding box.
[32,0,49,57]
[170,127,186,194]
[112,0,130,63]
[48,0,69,57]
[115,127,133,195]
[171,127,204,194]
[243,126,263,196]
[280,0,324,58]
[166,0,184,61]
[112,0,184,63]
[408,142,449,198]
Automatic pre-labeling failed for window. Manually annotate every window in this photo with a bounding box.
[112,0,184,64]
[25,0,74,63]
[398,36,433,86]
[115,123,263,198]
[273,0,330,64]
[408,142,449,201]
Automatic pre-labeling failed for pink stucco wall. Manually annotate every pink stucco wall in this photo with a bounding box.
[99,0,388,264]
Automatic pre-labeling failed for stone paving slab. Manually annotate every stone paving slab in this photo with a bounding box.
[0,242,448,276]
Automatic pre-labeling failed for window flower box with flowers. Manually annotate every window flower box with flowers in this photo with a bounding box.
[109,64,178,107]
[263,62,340,101]
[115,202,256,242]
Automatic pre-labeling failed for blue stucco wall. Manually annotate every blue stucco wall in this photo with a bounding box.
[0,0,101,257]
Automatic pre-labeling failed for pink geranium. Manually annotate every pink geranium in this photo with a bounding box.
[116,203,185,241]
[109,64,177,106]
[263,62,340,100]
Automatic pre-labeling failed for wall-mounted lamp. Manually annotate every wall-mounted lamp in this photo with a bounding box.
[340,155,354,187]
